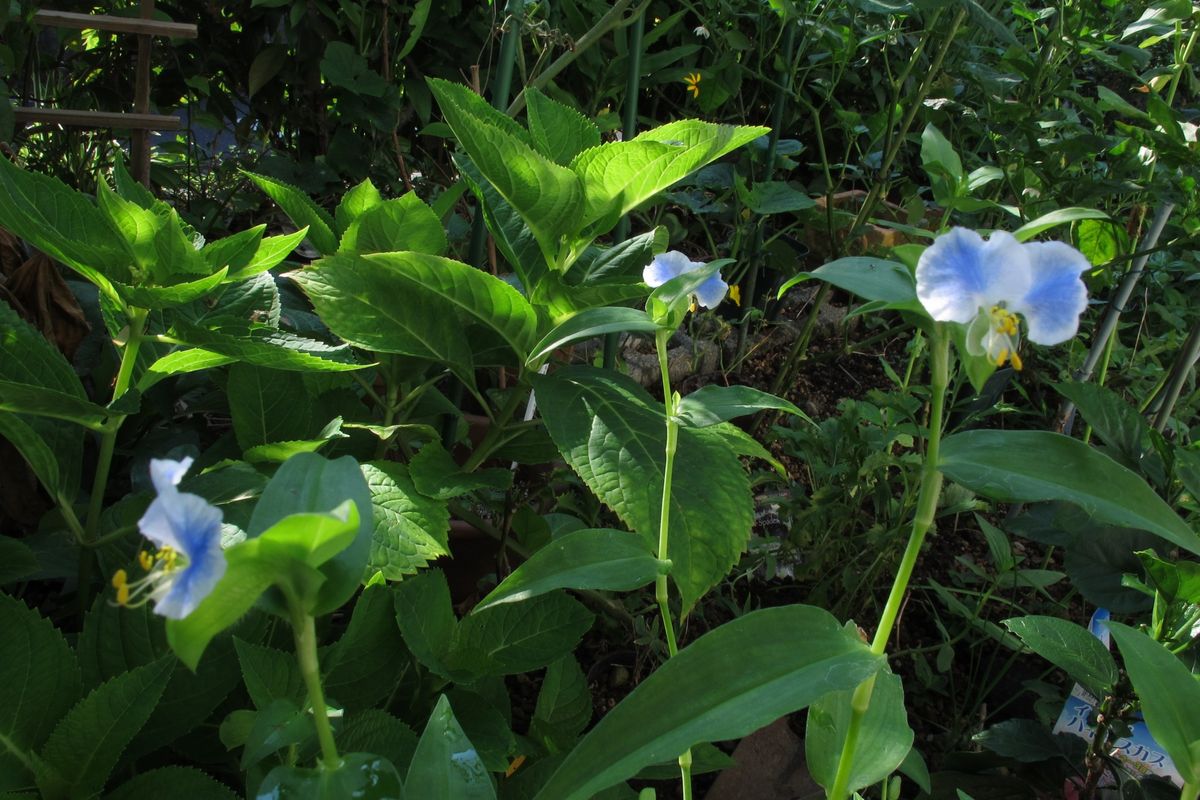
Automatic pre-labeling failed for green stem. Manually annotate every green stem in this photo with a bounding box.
[461,385,528,472]
[653,327,691,794]
[291,607,340,769]
[78,306,149,611]
[1181,782,1199,800]
[827,325,949,800]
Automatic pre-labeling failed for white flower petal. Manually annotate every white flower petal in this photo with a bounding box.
[149,457,193,496]
[915,228,1031,322]
[694,274,729,308]
[1013,241,1089,345]
[643,251,698,287]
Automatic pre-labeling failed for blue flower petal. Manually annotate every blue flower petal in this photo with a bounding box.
[643,251,697,287]
[149,457,193,496]
[149,492,224,619]
[1014,241,1089,345]
[694,273,729,308]
[916,228,1030,322]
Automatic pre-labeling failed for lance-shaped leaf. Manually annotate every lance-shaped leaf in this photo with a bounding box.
[526,87,601,165]
[533,367,752,613]
[244,171,338,256]
[674,385,809,428]
[1003,615,1118,697]
[528,306,660,366]
[570,120,768,232]
[532,605,883,800]
[168,321,363,372]
[430,78,583,268]
[334,178,384,237]
[778,257,920,311]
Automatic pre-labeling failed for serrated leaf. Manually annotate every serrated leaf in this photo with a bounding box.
[0,594,82,784]
[0,538,38,585]
[570,120,769,232]
[362,462,450,579]
[37,657,173,799]
[227,364,313,450]
[526,87,601,165]
[338,710,419,774]
[392,569,456,677]
[229,228,309,281]
[738,181,815,214]
[0,379,111,430]
[532,655,591,752]
[233,638,304,710]
[137,349,237,392]
[202,225,264,273]
[405,695,495,800]
[475,529,659,611]
[339,193,447,256]
[334,179,383,237]
[169,320,363,372]
[105,767,239,800]
[1003,616,1118,698]
[430,78,583,267]
[96,180,209,282]
[532,605,882,800]
[244,171,338,256]
[241,699,313,768]
[409,440,512,500]
[323,584,409,710]
[532,367,753,613]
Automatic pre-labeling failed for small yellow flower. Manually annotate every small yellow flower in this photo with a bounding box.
[683,72,701,99]
[729,285,742,307]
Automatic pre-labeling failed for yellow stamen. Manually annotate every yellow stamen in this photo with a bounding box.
[689,300,698,313]
[138,550,154,571]
[1010,351,1023,371]
[112,570,130,606]
[505,755,526,778]
[729,285,742,307]
[683,72,701,98]
[995,347,1009,367]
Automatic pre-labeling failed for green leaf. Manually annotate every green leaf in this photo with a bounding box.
[259,752,405,799]
[778,258,919,310]
[242,418,347,464]
[233,639,304,709]
[1012,208,1109,243]
[362,462,450,580]
[339,193,448,256]
[230,229,309,281]
[1054,382,1154,471]
[972,718,1064,763]
[0,379,111,430]
[0,594,82,784]
[805,670,914,793]
[137,349,237,392]
[1002,616,1118,697]
[939,430,1200,556]
[323,584,410,710]
[531,655,592,752]
[1136,550,1200,605]
[738,181,815,214]
[528,307,660,366]
[1108,622,1200,784]
[113,267,229,309]
[533,367,753,613]
[202,225,265,274]
[0,155,128,289]
[96,180,208,282]
[241,699,313,768]
[169,320,363,372]
[227,364,313,450]
[247,454,373,614]
[532,605,883,800]
[392,569,456,677]
[37,657,173,799]
[571,120,769,233]
[0,300,86,499]
[920,123,963,183]
[0,538,38,585]
[525,87,601,165]
[105,767,239,800]
[475,529,660,611]
[244,171,338,255]
[430,78,582,267]
[405,695,496,800]
[320,41,387,96]
[674,385,809,428]
[409,441,513,500]
[449,592,593,678]
[248,43,287,98]
[338,711,419,775]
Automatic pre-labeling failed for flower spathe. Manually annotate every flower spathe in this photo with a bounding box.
[915,227,1089,369]
[114,456,226,619]
[643,250,728,309]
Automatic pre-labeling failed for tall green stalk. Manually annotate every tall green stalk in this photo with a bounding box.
[290,603,340,769]
[653,326,692,799]
[827,324,949,800]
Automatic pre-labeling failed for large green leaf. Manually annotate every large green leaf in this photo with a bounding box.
[337,711,419,775]
[258,752,405,799]
[525,87,601,166]
[475,528,660,611]
[805,671,914,793]
[405,695,495,800]
[322,584,409,711]
[392,569,457,677]
[674,385,808,428]
[233,639,304,709]
[168,320,363,372]
[0,380,110,430]
[408,440,512,500]
[531,655,592,753]
[778,257,920,310]
[112,268,228,309]
[0,301,86,499]
[362,461,450,580]
[532,605,883,800]
[136,349,237,392]
[227,364,313,450]
[95,180,208,283]
[105,767,239,800]
[528,307,659,366]
[334,178,384,237]
[244,171,338,256]
[1012,207,1109,242]
[298,252,538,366]
[430,78,583,267]
[570,120,768,232]
[339,193,448,256]
[448,592,593,678]
[1003,615,1118,697]
[533,367,753,613]
[230,229,309,280]
[939,430,1200,556]
[1108,622,1200,784]
[36,657,173,800]
[0,595,81,784]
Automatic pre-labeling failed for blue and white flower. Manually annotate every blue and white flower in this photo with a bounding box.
[643,250,729,309]
[915,228,1089,369]
[113,457,225,619]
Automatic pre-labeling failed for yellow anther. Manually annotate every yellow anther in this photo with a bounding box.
[689,300,697,313]
[1010,351,1023,371]
[112,570,130,606]
[995,348,1009,367]
[505,755,526,778]
[729,285,742,307]
[138,550,154,571]
[683,72,701,98]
